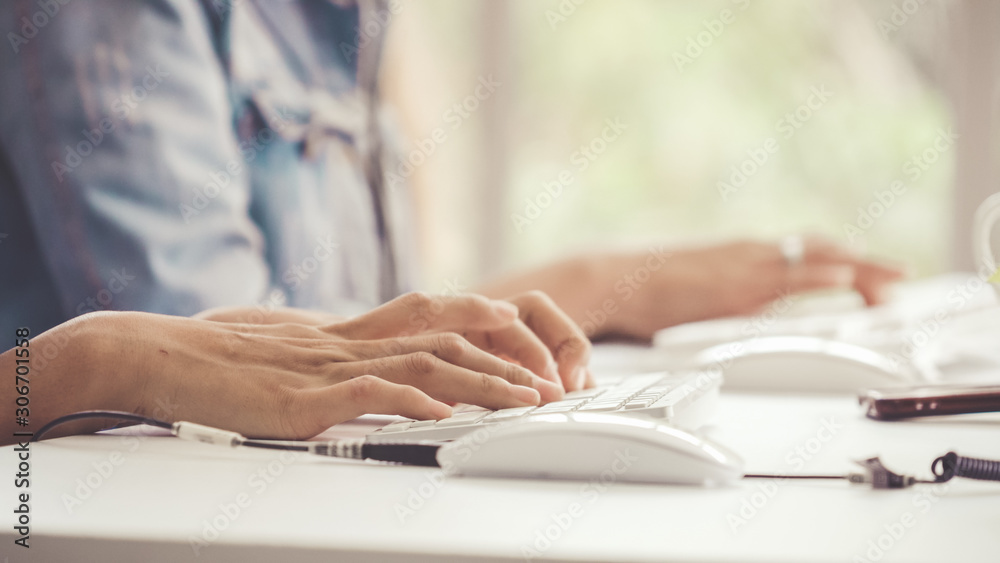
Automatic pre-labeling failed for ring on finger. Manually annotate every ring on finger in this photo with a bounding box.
[780,235,805,267]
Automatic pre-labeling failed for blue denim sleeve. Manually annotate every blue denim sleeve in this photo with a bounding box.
[0,0,272,319]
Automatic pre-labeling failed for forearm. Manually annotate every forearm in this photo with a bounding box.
[477,254,638,339]
[0,313,143,446]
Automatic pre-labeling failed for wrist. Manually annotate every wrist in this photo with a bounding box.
[48,312,149,417]
[596,248,679,340]
[571,253,637,339]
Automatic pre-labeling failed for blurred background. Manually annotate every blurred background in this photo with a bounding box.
[379,0,1000,293]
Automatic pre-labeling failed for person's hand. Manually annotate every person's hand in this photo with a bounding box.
[611,236,905,340]
[0,311,450,444]
[1,293,578,443]
[198,293,567,407]
[197,293,589,393]
[5,311,482,443]
[323,292,582,396]
[491,292,594,392]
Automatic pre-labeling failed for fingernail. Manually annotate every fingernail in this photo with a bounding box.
[573,367,586,390]
[493,301,519,317]
[535,378,564,403]
[511,385,541,406]
[431,402,453,420]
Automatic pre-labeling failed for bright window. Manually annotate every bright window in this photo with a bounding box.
[385,0,955,290]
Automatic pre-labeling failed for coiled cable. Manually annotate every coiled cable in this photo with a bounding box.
[932,451,1000,483]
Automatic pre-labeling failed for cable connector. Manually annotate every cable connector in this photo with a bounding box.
[172,422,244,447]
[848,457,918,489]
[309,439,365,459]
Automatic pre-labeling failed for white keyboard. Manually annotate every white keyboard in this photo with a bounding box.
[652,274,999,361]
[366,370,721,443]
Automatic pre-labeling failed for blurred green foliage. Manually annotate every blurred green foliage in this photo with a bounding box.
[414,0,951,282]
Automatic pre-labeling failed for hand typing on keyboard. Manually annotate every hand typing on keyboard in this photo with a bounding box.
[368,371,722,443]
[324,290,592,397]
[3,290,593,445]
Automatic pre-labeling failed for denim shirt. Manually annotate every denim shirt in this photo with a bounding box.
[0,0,413,336]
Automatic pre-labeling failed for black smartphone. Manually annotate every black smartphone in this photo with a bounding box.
[859,385,1000,421]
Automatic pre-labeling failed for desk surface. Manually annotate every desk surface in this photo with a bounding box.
[3,384,999,563]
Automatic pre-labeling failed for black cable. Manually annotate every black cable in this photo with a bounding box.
[744,474,845,480]
[242,439,310,452]
[33,410,173,442]
[932,452,1000,483]
[39,411,995,481]
[362,442,442,467]
[31,410,441,466]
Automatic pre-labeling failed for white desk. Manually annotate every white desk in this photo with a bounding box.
[3,382,999,562]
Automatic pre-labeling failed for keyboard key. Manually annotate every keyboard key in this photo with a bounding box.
[625,396,655,408]
[363,370,721,443]
[452,404,490,414]
[563,388,605,400]
[543,399,587,408]
[482,406,537,421]
[594,398,627,407]
[533,399,587,414]
[599,392,633,402]
[408,419,437,429]
[435,412,488,427]
[578,402,620,412]
[379,421,413,433]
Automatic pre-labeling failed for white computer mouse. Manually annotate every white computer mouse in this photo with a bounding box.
[694,335,914,393]
[435,412,744,486]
